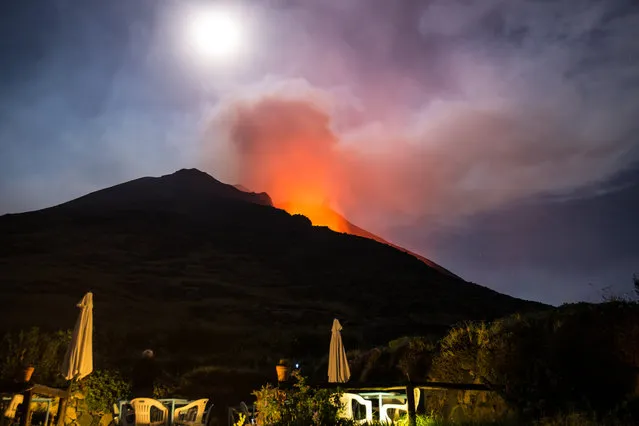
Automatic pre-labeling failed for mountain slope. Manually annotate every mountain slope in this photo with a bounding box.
[0,169,545,369]
[53,168,273,212]
[271,199,460,278]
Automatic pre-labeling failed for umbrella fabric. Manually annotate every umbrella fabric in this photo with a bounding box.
[328,318,351,383]
[61,292,93,381]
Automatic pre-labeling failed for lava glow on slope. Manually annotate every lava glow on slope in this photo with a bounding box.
[216,95,349,232]
[277,199,347,233]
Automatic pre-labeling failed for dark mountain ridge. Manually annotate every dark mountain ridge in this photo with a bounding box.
[51,168,273,213]
[0,169,545,370]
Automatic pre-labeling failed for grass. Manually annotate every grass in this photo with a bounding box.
[370,412,636,426]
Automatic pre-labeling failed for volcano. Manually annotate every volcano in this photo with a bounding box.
[0,168,544,410]
[271,199,459,278]
[0,167,544,337]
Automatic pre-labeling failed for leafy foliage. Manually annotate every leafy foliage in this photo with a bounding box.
[76,369,132,414]
[233,413,247,426]
[153,380,177,399]
[398,413,635,426]
[0,327,70,385]
[430,301,639,419]
[431,322,491,383]
[253,371,352,426]
[397,336,436,381]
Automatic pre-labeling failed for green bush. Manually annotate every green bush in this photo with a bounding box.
[393,412,634,426]
[397,337,436,381]
[253,371,353,426]
[430,322,491,384]
[429,301,639,419]
[76,369,132,414]
[0,327,71,385]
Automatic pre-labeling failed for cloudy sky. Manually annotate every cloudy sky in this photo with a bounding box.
[1,0,638,305]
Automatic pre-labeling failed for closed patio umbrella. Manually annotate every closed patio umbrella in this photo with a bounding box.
[328,318,350,383]
[61,292,93,381]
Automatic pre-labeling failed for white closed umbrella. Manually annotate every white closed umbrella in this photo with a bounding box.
[61,292,94,381]
[328,318,351,383]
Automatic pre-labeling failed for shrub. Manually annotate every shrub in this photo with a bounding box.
[252,370,353,426]
[430,302,639,419]
[0,327,71,385]
[76,369,132,414]
[430,322,491,384]
[397,337,436,381]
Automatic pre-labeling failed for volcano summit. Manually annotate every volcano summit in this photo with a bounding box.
[0,168,543,363]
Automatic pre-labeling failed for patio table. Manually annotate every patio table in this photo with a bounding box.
[1,396,54,426]
[159,399,190,425]
[356,391,400,419]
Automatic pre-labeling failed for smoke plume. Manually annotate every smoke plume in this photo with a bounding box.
[202,0,639,233]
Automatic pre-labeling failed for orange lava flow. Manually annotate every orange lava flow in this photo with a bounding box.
[278,200,347,233]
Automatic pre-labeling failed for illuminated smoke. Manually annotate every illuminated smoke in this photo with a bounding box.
[204,73,637,234]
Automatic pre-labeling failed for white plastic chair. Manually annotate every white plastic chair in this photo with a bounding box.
[338,393,373,424]
[129,398,169,426]
[3,394,24,419]
[380,388,421,423]
[173,399,209,426]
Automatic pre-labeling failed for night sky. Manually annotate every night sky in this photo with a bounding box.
[1,0,638,306]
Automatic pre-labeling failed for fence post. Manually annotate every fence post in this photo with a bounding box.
[406,382,417,426]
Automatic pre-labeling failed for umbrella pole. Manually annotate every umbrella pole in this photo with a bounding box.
[18,389,33,426]
[55,381,74,426]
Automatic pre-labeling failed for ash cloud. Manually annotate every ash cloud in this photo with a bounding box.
[212,90,339,206]
[202,0,639,232]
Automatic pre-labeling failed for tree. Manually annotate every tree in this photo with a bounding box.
[0,327,70,385]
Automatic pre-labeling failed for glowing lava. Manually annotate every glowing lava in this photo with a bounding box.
[277,199,347,233]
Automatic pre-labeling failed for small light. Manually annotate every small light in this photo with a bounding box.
[295,363,300,369]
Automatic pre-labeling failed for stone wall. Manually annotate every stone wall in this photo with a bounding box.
[64,392,114,426]
[28,392,114,426]
[421,389,515,423]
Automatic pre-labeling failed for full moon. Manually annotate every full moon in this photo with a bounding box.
[187,8,243,61]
